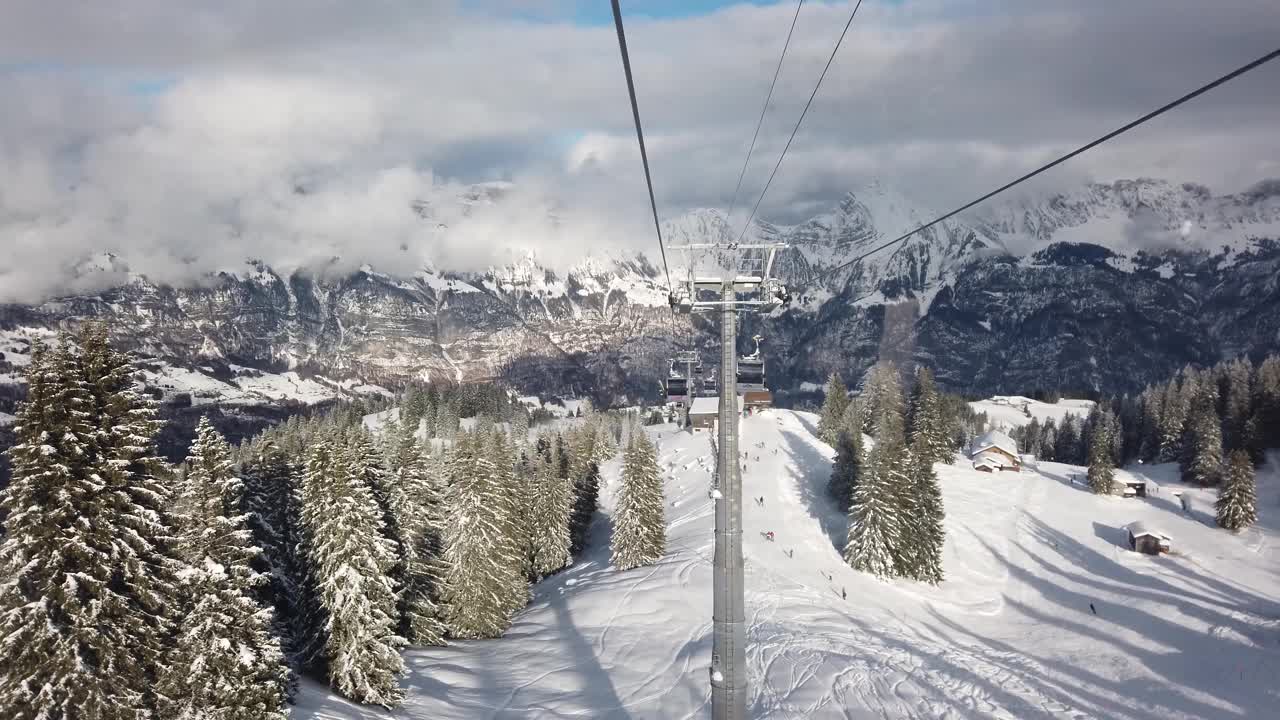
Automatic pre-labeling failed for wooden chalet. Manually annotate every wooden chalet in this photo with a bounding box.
[969,429,1021,472]
[1120,477,1148,498]
[1125,521,1171,555]
[688,395,744,431]
[742,390,773,413]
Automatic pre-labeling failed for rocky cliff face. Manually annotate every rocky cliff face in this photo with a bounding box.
[2,178,1278,409]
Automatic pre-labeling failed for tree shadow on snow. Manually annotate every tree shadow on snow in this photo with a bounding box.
[961,525,1280,718]
[1091,520,1129,549]
[789,412,820,439]
[780,427,846,555]
[1034,465,1096,496]
[543,586,634,719]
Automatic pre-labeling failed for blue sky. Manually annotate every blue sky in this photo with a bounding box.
[571,0,776,24]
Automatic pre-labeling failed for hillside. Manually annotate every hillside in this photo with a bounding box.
[969,396,1096,431]
[296,410,1280,719]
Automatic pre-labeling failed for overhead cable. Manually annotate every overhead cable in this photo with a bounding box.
[807,46,1280,286]
[611,0,674,291]
[734,0,866,246]
[724,0,806,225]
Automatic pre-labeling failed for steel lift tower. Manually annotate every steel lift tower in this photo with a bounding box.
[669,242,790,720]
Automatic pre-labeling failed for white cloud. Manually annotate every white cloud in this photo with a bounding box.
[0,0,1278,302]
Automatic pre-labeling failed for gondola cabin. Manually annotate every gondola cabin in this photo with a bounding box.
[665,375,689,408]
[736,335,772,410]
[701,369,718,397]
[737,357,765,391]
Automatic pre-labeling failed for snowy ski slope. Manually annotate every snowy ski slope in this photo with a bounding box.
[296,410,1280,719]
[968,396,1096,432]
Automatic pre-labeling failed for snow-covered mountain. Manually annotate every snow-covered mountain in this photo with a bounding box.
[2,177,1279,408]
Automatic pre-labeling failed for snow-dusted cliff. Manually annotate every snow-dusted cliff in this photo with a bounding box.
[2,178,1278,406]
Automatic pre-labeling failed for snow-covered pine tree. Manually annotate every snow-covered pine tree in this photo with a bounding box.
[1081,403,1101,465]
[1246,356,1280,459]
[845,435,905,578]
[840,396,863,440]
[0,333,186,719]
[419,395,437,439]
[0,342,135,718]
[240,438,308,672]
[908,447,946,585]
[1216,449,1257,531]
[77,324,188,701]
[1040,420,1058,462]
[857,364,890,436]
[1013,417,1038,459]
[611,431,666,570]
[907,367,951,465]
[1221,357,1253,452]
[591,413,619,465]
[385,423,448,646]
[160,417,290,719]
[419,441,452,628]
[1177,371,1205,470]
[827,430,863,513]
[435,400,459,440]
[530,440,573,577]
[1158,377,1189,463]
[867,363,904,441]
[1087,411,1116,495]
[1138,387,1164,462]
[400,386,424,433]
[1108,406,1125,466]
[511,407,531,451]
[1055,414,1081,465]
[442,431,519,638]
[512,447,540,581]
[301,436,405,706]
[490,429,532,617]
[845,382,907,579]
[293,439,335,669]
[567,426,602,556]
[1183,380,1224,487]
[817,373,850,445]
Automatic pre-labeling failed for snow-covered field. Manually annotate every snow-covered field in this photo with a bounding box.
[970,396,1096,431]
[296,410,1280,719]
[135,363,389,407]
[0,326,390,407]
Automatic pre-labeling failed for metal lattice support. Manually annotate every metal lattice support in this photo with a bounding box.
[666,243,789,720]
[711,280,747,720]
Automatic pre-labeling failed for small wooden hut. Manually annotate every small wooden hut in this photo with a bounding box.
[1125,521,1171,555]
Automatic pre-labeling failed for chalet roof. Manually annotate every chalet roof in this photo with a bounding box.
[689,397,719,416]
[971,429,1018,459]
[972,456,1002,470]
[1125,521,1171,541]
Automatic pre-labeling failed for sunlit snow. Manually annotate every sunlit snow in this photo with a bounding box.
[296,410,1280,719]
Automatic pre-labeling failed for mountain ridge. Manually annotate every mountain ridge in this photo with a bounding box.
[2,176,1278,408]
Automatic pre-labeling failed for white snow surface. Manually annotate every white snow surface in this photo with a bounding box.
[296,411,1280,719]
[970,396,1096,431]
[136,363,387,407]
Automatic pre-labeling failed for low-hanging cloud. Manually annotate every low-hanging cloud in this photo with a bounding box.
[1,0,1277,303]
